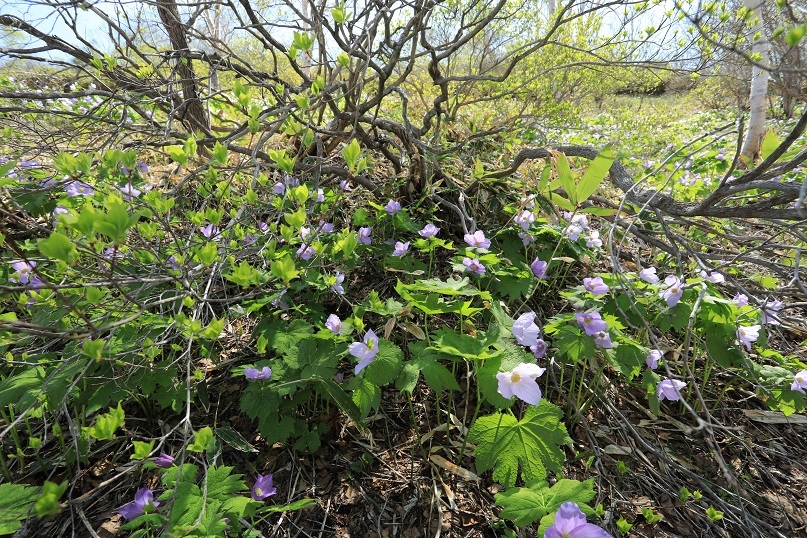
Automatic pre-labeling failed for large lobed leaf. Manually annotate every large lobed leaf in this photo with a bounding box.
[468,401,571,488]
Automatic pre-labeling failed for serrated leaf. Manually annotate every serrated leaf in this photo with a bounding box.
[495,478,596,526]
[468,401,572,487]
[352,377,381,417]
[364,339,403,385]
[554,325,595,363]
[0,483,39,534]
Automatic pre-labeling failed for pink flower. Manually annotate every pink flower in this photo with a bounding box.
[462,257,486,275]
[418,223,440,238]
[737,325,760,351]
[512,312,541,347]
[530,258,548,279]
[660,275,684,306]
[244,366,272,380]
[349,330,379,374]
[358,227,372,245]
[384,199,402,215]
[545,502,612,538]
[464,230,491,249]
[576,311,608,336]
[657,378,687,402]
[392,241,410,257]
[325,314,343,334]
[496,363,546,405]
[583,276,609,296]
[638,267,659,284]
[791,369,807,393]
[513,210,535,231]
[646,349,663,370]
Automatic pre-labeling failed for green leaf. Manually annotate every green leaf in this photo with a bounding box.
[166,145,188,166]
[364,340,403,385]
[212,141,228,165]
[495,478,596,526]
[207,465,247,498]
[313,377,366,430]
[95,196,136,242]
[131,440,155,460]
[352,377,381,417]
[82,403,124,440]
[576,146,615,202]
[261,498,318,513]
[554,152,577,206]
[34,481,67,517]
[0,483,39,533]
[342,139,361,170]
[785,25,806,47]
[271,254,300,284]
[0,366,45,409]
[760,130,779,160]
[554,325,595,363]
[216,423,258,453]
[188,426,214,452]
[428,329,499,361]
[194,241,218,266]
[468,401,572,488]
[39,232,77,263]
[610,341,645,380]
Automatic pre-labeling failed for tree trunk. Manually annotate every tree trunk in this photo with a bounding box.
[156,0,210,136]
[740,0,770,160]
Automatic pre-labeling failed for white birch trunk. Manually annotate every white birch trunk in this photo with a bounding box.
[740,0,770,160]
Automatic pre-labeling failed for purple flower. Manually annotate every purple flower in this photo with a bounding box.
[19,159,38,170]
[699,270,725,284]
[166,256,181,271]
[657,378,687,402]
[586,230,603,248]
[120,183,141,200]
[545,502,612,538]
[496,363,546,405]
[583,276,609,296]
[339,179,352,191]
[242,234,258,246]
[646,349,663,370]
[331,272,345,295]
[464,230,491,249]
[52,206,70,223]
[118,488,159,520]
[576,311,608,336]
[102,247,123,260]
[530,258,548,279]
[563,212,589,228]
[638,267,659,284]
[251,474,277,501]
[734,293,749,307]
[737,325,760,351]
[10,261,35,285]
[300,226,311,238]
[316,221,334,234]
[660,275,684,307]
[531,339,547,359]
[154,453,174,468]
[761,300,782,325]
[593,331,613,348]
[65,180,94,197]
[273,181,286,195]
[392,241,410,257]
[137,161,149,175]
[244,366,273,380]
[518,232,533,246]
[513,210,535,231]
[384,199,402,215]
[513,312,541,347]
[349,329,379,374]
[325,314,343,335]
[418,223,440,238]
[462,257,486,275]
[258,221,269,233]
[316,188,325,202]
[565,224,584,241]
[791,369,807,393]
[358,227,372,245]
[200,224,220,240]
[297,243,316,260]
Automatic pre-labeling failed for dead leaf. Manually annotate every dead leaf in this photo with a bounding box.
[429,454,480,482]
